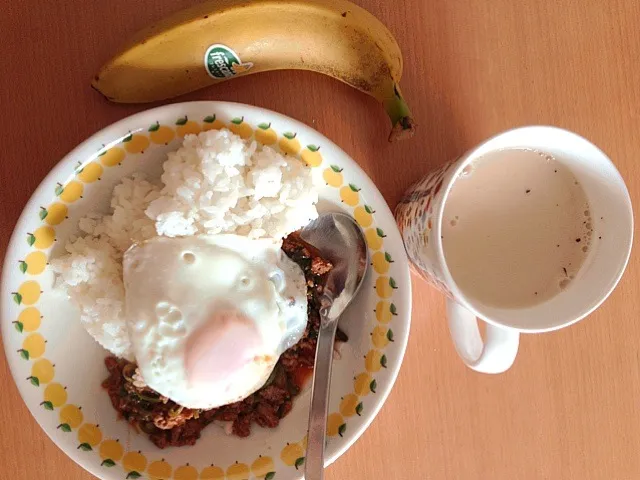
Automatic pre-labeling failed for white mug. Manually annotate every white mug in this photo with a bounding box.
[395,126,633,373]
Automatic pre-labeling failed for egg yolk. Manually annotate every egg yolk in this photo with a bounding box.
[185,310,263,387]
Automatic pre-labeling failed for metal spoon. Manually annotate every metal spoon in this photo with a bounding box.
[300,212,369,480]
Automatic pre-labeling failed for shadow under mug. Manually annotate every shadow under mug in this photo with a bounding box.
[396,126,634,373]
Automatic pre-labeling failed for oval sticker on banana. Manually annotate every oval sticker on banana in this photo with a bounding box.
[91,0,415,141]
[204,44,253,79]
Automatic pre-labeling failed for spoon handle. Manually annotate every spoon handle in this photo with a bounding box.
[304,316,339,480]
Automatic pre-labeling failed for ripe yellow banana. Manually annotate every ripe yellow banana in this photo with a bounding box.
[92,0,414,141]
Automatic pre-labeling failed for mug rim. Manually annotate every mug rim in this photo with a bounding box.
[433,125,634,333]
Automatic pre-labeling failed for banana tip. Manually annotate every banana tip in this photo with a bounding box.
[388,116,416,142]
[90,79,116,102]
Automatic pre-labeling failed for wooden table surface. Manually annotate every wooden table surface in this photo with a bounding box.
[2,0,639,478]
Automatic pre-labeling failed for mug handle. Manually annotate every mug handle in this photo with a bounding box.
[446,299,520,373]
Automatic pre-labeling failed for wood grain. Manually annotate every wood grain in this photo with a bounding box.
[1,0,639,478]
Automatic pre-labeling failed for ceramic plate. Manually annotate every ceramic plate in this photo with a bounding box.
[1,101,411,480]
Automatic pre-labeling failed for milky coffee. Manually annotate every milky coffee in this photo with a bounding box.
[442,149,593,309]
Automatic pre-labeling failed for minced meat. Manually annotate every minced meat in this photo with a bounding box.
[102,231,347,448]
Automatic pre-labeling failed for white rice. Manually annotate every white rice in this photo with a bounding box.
[147,129,317,239]
[51,129,318,359]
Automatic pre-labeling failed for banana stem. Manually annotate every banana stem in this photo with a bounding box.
[384,84,416,142]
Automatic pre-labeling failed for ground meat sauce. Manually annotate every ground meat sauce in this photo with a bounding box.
[102,231,346,448]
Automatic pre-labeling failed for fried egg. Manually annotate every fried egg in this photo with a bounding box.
[122,234,307,409]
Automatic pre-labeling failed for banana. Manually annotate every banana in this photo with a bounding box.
[92,0,414,141]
